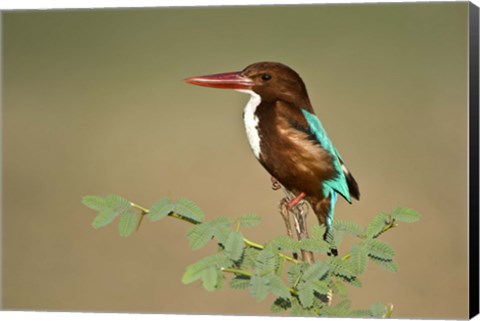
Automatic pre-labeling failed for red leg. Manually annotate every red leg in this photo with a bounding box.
[287,192,306,209]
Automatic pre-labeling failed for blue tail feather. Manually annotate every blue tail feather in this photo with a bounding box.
[326,190,338,228]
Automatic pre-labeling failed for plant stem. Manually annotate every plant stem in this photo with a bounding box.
[243,237,263,250]
[385,303,394,317]
[169,212,201,225]
[377,218,396,237]
[131,202,149,214]
[131,201,301,264]
[131,202,200,225]
[221,268,253,278]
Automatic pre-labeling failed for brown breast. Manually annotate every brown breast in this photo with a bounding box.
[256,100,337,198]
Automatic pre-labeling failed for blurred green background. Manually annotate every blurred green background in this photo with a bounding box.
[2,2,469,318]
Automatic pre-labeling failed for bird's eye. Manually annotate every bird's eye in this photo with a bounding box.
[261,73,272,81]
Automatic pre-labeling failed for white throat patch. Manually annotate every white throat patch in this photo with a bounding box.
[237,89,262,159]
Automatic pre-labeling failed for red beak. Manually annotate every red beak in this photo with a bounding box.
[184,71,254,90]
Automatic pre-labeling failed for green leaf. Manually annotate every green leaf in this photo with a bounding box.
[330,229,345,248]
[214,271,225,291]
[186,223,214,250]
[148,197,175,222]
[310,224,327,240]
[210,216,234,225]
[328,257,356,279]
[366,212,390,238]
[229,276,251,290]
[174,198,205,223]
[240,247,260,269]
[271,297,292,313]
[291,297,318,316]
[369,256,399,272]
[302,261,329,282]
[350,277,363,287]
[237,213,261,227]
[267,274,291,299]
[250,275,269,302]
[287,263,304,285]
[106,194,131,209]
[255,249,278,275]
[311,292,327,310]
[321,305,339,317]
[276,256,286,276]
[118,209,140,237]
[331,279,348,297]
[200,267,219,291]
[363,239,395,261]
[92,209,120,229]
[336,298,351,310]
[182,253,231,285]
[392,207,421,223]
[209,216,234,244]
[225,231,245,261]
[350,243,368,274]
[332,219,364,237]
[371,303,387,318]
[322,299,355,317]
[311,279,330,295]
[272,235,301,253]
[91,194,131,229]
[297,281,315,308]
[82,195,107,211]
[349,309,373,317]
[299,238,330,253]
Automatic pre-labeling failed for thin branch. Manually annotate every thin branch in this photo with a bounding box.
[278,188,315,264]
[130,201,301,264]
[220,268,253,278]
[169,212,201,225]
[376,218,397,238]
[131,202,149,214]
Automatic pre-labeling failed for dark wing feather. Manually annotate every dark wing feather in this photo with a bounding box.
[339,159,360,200]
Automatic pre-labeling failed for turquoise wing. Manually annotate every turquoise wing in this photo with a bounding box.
[301,109,351,204]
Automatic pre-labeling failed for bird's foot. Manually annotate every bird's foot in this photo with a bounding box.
[287,192,306,209]
[271,176,282,190]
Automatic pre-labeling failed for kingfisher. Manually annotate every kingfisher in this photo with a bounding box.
[184,62,359,232]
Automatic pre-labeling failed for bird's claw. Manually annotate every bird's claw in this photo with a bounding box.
[271,177,282,190]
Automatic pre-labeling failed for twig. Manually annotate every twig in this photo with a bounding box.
[220,267,253,278]
[278,188,315,264]
[279,199,295,240]
[377,219,397,237]
[130,202,301,264]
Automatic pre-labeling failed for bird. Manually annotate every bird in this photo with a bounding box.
[184,61,359,235]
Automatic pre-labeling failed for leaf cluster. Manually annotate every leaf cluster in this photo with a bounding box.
[83,194,138,237]
[334,208,420,274]
[82,195,205,237]
[83,194,420,317]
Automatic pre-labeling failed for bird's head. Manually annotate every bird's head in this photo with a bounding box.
[185,61,310,106]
